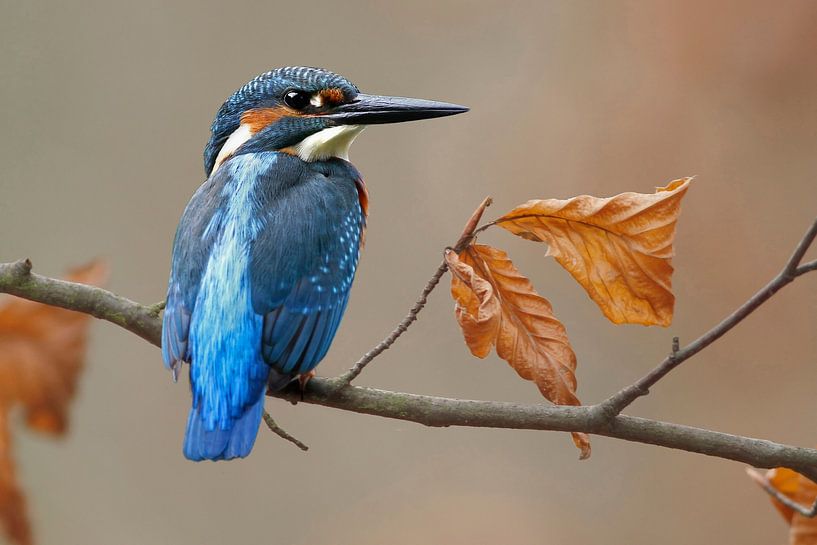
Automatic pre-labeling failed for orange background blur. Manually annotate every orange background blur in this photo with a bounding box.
[2,1,817,543]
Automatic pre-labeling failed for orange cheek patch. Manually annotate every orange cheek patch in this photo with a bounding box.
[320,88,346,106]
[240,106,291,133]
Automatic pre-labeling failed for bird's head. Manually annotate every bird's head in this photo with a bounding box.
[204,66,468,176]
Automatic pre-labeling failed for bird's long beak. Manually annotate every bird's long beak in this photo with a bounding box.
[327,94,468,125]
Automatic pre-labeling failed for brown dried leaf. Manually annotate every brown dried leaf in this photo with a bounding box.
[446,250,500,358]
[0,260,107,545]
[495,178,691,326]
[748,467,817,545]
[447,245,590,459]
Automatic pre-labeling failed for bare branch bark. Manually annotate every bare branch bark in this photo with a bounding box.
[2,255,817,482]
[597,216,817,417]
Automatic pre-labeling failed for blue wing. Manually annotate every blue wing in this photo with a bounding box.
[249,155,364,376]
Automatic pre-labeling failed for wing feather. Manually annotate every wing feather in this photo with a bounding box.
[250,157,364,378]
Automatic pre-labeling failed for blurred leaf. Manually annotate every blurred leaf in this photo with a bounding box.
[446,245,590,459]
[747,467,817,545]
[0,260,107,545]
[495,178,691,326]
[0,411,28,545]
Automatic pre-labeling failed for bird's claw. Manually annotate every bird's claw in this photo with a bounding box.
[298,370,316,401]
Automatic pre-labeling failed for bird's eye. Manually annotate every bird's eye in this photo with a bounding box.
[284,90,311,110]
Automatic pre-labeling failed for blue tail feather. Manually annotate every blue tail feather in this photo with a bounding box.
[183,394,265,461]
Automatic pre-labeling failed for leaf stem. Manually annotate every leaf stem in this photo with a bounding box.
[748,468,817,518]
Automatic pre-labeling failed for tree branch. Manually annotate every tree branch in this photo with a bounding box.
[2,255,817,482]
[0,259,161,344]
[274,377,817,482]
[597,216,817,417]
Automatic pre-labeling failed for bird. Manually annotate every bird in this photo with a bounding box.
[161,66,467,461]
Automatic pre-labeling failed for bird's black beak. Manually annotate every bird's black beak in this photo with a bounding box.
[326,93,468,125]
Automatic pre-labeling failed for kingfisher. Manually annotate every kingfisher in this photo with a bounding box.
[161,66,467,461]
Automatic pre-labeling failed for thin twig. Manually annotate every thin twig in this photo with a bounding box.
[262,411,309,451]
[453,196,493,251]
[784,217,817,274]
[748,469,817,518]
[796,259,817,275]
[336,260,449,385]
[596,216,817,418]
[336,197,493,385]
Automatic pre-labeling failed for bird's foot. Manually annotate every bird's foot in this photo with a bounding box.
[298,370,316,401]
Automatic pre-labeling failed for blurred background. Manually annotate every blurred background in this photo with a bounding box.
[2,0,817,543]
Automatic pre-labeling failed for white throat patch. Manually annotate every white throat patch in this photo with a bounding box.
[210,123,365,176]
[211,124,253,175]
[293,125,365,162]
